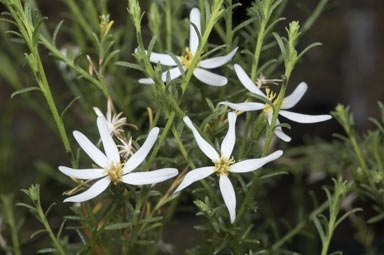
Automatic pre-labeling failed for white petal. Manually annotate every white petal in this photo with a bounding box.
[93,107,104,118]
[282,82,308,109]
[183,116,219,161]
[58,166,106,180]
[63,177,110,203]
[173,166,215,196]
[199,47,238,69]
[193,68,227,86]
[189,8,201,55]
[97,117,120,162]
[122,168,178,185]
[73,130,109,168]
[220,112,237,158]
[267,113,291,142]
[230,150,283,173]
[279,110,332,124]
[138,67,184,84]
[219,175,236,224]
[123,127,159,173]
[134,48,178,66]
[234,64,265,97]
[219,102,265,112]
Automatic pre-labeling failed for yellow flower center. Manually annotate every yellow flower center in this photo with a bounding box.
[263,88,278,113]
[180,47,194,69]
[104,161,123,185]
[213,154,235,176]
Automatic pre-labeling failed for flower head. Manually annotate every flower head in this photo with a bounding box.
[58,117,178,203]
[93,97,127,138]
[220,64,332,142]
[173,112,282,223]
[137,8,238,87]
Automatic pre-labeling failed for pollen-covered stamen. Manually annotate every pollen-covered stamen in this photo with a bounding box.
[264,88,279,113]
[213,154,236,176]
[104,161,123,184]
[180,47,194,69]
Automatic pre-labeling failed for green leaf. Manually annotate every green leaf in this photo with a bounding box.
[367,213,384,224]
[16,202,36,212]
[60,96,80,120]
[30,229,47,239]
[115,61,144,71]
[273,32,287,60]
[335,208,362,228]
[298,42,322,60]
[36,248,57,254]
[32,17,48,45]
[147,34,158,60]
[233,16,258,34]
[44,202,56,217]
[260,171,288,181]
[105,222,132,230]
[52,20,64,46]
[313,215,325,243]
[11,86,42,99]
[167,51,185,79]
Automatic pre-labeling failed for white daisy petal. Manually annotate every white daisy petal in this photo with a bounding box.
[267,113,291,142]
[221,112,237,158]
[97,117,120,162]
[121,168,178,185]
[58,166,106,180]
[138,77,155,84]
[219,102,265,112]
[173,166,215,196]
[93,107,104,118]
[279,110,332,124]
[230,150,283,173]
[189,8,201,55]
[138,67,184,84]
[282,82,308,109]
[134,48,178,66]
[234,64,265,96]
[219,175,236,224]
[73,131,109,168]
[123,127,159,174]
[199,47,238,69]
[193,68,227,86]
[183,116,220,161]
[63,177,111,203]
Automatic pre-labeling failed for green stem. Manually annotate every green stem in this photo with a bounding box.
[165,0,172,51]
[271,200,329,251]
[39,36,109,97]
[145,111,176,171]
[36,203,65,255]
[1,195,21,255]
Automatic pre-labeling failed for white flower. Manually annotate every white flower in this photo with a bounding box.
[59,116,178,203]
[137,8,238,87]
[173,112,283,223]
[93,98,127,138]
[220,64,332,142]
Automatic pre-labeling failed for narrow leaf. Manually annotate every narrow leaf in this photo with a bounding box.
[11,87,42,99]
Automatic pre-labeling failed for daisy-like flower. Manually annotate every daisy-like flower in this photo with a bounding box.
[137,8,238,87]
[173,112,283,223]
[93,97,127,138]
[58,116,178,203]
[220,64,332,142]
